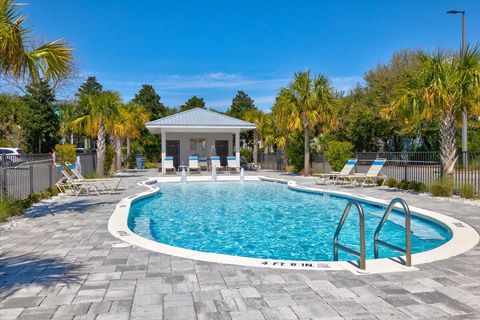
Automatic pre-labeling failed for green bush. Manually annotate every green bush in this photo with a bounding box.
[127,154,136,169]
[376,178,385,186]
[325,141,354,171]
[385,178,398,188]
[459,183,476,199]
[104,144,115,176]
[429,179,453,197]
[286,136,305,173]
[241,148,253,163]
[55,144,77,164]
[398,180,409,190]
[408,181,427,193]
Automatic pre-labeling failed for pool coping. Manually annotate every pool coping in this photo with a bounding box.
[107,175,479,274]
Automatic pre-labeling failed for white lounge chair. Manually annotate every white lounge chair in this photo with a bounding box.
[163,157,176,174]
[65,161,122,193]
[187,156,201,173]
[226,156,240,173]
[198,158,208,171]
[54,163,101,196]
[313,158,358,184]
[340,158,388,187]
[210,156,225,173]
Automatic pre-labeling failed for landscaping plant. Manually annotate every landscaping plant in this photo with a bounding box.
[459,184,476,199]
[429,179,454,197]
[325,141,354,171]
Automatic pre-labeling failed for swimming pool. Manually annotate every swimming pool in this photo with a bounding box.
[128,181,452,262]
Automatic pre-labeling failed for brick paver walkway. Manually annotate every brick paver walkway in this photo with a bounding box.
[1,170,479,320]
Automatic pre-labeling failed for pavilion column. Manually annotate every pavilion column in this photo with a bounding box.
[235,129,240,169]
[161,129,166,174]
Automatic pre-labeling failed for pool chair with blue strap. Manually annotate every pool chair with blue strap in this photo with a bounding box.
[226,156,240,173]
[163,157,176,174]
[313,158,358,185]
[187,156,201,173]
[54,163,101,196]
[210,156,225,173]
[340,158,388,187]
[64,161,122,193]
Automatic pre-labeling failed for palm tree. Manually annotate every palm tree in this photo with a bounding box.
[243,109,265,165]
[0,0,73,83]
[110,103,150,171]
[72,91,121,177]
[386,47,480,176]
[273,70,337,175]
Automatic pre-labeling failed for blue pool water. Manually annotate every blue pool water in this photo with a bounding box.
[128,181,451,261]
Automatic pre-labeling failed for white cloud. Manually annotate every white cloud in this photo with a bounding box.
[330,75,364,91]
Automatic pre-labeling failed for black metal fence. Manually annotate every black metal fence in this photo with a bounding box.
[0,153,97,201]
[258,151,480,196]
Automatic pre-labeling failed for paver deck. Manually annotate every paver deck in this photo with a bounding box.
[1,170,479,320]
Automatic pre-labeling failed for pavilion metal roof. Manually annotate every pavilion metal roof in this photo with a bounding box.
[145,108,256,129]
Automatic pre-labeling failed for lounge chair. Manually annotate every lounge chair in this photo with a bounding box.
[54,163,101,196]
[313,158,358,184]
[187,156,201,173]
[226,156,240,173]
[340,158,388,187]
[198,158,208,171]
[163,157,176,174]
[64,161,122,192]
[210,156,225,173]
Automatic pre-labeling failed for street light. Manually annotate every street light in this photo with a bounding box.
[447,9,468,165]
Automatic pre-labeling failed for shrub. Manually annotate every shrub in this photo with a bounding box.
[325,141,353,171]
[286,136,305,173]
[398,180,409,190]
[385,178,398,188]
[104,144,115,176]
[408,181,427,193]
[127,154,136,169]
[55,144,76,164]
[241,148,253,163]
[459,183,476,199]
[376,178,385,186]
[429,179,453,197]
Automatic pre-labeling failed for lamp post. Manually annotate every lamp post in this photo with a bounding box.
[447,10,467,166]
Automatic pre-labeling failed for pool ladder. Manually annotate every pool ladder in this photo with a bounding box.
[374,198,412,267]
[333,198,412,271]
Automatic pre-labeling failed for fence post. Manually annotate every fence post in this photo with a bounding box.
[1,168,5,201]
[29,165,34,194]
[49,164,53,188]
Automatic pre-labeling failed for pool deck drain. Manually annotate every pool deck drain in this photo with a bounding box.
[1,170,479,319]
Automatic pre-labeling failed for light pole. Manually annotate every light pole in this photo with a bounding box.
[447,10,467,166]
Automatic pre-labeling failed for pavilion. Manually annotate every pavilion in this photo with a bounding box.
[145,108,256,173]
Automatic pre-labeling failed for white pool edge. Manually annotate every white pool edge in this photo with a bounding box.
[108,175,480,274]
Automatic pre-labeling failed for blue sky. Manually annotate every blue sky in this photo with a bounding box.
[16,0,480,110]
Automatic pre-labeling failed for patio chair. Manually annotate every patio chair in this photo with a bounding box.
[187,156,201,173]
[64,161,122,192]
[340,158,388,187]
[163,157,176,174]
[313,158,358,185]
[210,156,225,173]
[54,163,101,196]
[226,156,240,173]
[198,158,209,171]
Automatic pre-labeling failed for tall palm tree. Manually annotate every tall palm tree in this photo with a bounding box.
[385,47,480,176]
[0,0,73,83]
[243,109,265,165]
[273,70,337,175]
[110,103,150,171]
[72,91,121,177]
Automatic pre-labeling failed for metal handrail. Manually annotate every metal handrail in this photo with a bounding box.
[374,198,412,267]
[333,200,366,270]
